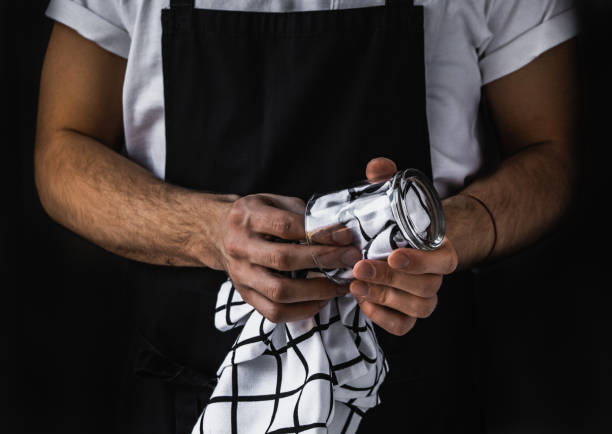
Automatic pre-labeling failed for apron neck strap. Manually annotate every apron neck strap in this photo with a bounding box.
[387,0,414,6]
[169,1,413,9]
[170,0,194,8]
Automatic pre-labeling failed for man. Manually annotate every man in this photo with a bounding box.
[36,0,578,432]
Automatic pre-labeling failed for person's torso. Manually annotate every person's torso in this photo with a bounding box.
[133,0,436,380]
[119,0,490,198]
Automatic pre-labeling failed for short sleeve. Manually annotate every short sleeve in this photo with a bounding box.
[478,0,579,85]
[45,0,131,59]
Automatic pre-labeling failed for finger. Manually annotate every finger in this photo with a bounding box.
[237,197,306,240]
[350,280,437,318]
[309,244,361,269]
[307,224,354,246]
[366,157,397,183]
[356,298,417,336]
[258,194,306,215]
[234,262,349,303]
[387,241,458,275]
[237,284,329,323]
[353,260,442,298]
[246,237,361,271]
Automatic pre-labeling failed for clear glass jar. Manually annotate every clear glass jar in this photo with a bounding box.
[305,169,445,284]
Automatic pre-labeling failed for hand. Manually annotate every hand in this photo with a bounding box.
[217,193,361,323]
[349,158,458,336]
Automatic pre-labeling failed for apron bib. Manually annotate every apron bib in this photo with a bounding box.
[125,1,481,432]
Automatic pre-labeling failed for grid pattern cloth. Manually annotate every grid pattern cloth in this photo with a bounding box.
[193,182,430,433]
[193,280,387,434]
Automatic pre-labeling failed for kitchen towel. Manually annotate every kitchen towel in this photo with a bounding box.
[194,180,430,433]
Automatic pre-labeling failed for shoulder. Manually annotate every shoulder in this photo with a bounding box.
[45,0,156,59]
[421,0,578,85]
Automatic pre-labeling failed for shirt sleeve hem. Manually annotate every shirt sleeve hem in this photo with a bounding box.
[479,8,579,86]
[45,0,130,59]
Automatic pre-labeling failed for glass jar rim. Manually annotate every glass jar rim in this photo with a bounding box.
[304,168,445,283]
[388,168,445,251]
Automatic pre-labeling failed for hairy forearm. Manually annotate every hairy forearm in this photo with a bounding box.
[34,130,234,268]
[443,140,577,270]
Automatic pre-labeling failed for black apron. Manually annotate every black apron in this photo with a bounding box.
[123,1,482,433]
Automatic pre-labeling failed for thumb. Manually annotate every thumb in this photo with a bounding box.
[366,157,398,183]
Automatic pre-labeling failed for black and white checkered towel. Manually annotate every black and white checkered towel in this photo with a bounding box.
[193,180,431,433]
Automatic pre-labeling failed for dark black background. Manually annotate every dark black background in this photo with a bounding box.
[3,1,611,433]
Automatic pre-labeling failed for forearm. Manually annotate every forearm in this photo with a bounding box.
[34,129,234,268]
[443,140,577,270]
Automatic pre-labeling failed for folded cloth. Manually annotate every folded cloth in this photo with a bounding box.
[192,280,387,434]
[193,180,431,434]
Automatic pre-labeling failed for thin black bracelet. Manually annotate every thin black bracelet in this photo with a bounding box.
[459,192,497,262]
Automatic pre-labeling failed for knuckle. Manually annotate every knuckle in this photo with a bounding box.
[432,274,443,291]
[402,317,417,334]
[390,316,413,336]
[243,195,258,205]
[272,218,293,237]
[267,252,281,269]
[235,285,250,303]
[228,200,247,226]
[289,196,306,208]
[356,297,370,314]
[427,296,439,317]
[277,250,292,270]
[388,327,401,337]
[389,319,406,336]
[412,300,428,318]
[265,304,283,323]
[388,319,402,336]
[421,275,442,297]
[375,285,391,306]
[381,263,394,285]
[267,250,290,271]
[223,236,241,258]
[417,296,438,318]
[267,278,288,302]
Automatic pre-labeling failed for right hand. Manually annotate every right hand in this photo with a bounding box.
[217,194,361,323]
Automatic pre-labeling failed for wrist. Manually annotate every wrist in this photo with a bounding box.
[442,193,496,270]
[182,190,239,270]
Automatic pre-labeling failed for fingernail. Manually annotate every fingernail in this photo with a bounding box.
[396,253,410,268]
[351,281,369,297]
[332,228,353,245]
[355,262,375,280]
[341,249,362,267]
[336,286,350,296]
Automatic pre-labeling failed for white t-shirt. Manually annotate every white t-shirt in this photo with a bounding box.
[45,0,578,198]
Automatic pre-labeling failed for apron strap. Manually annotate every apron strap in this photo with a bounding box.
[170,0,412,8]
[387,0,415,6]
[169,0,195,31]
[170,0,411,9]
[170,0,194,8]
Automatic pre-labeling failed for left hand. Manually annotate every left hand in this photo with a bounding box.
[350,158,458,336]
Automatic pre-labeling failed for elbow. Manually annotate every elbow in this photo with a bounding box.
[34,133,64,223]
[549,139,581,225]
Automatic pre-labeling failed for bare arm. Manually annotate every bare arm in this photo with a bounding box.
[36,24,356,322]
[35,23,231,269]
[352,40,579,335]
[445,38,578,268]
